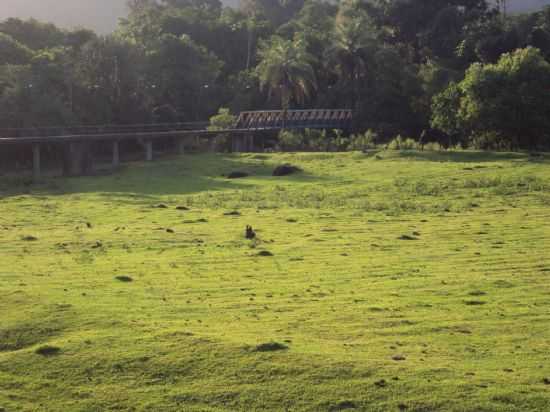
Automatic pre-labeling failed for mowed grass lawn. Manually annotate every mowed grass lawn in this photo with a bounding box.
[1,151,549,412]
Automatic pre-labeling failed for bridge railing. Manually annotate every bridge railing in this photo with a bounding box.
[0,122,208,138]
[235,109,353,130]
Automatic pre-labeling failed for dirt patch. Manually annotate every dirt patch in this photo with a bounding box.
[254,342,288,352]
[329,401,358,411]
[35,345,61,356]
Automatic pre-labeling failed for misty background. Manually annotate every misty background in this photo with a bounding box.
[1,0,550,33]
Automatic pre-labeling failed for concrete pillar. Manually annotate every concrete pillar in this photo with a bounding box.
[32,143,40,182]
[145,141,153,161]
[112,141,120,168]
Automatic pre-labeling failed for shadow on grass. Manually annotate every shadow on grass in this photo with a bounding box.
[0,153,327,199]
[391,150,534,163]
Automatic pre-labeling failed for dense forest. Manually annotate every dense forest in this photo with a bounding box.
[1,0,550,150]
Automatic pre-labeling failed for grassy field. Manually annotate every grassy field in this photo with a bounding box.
[1,150,549,412]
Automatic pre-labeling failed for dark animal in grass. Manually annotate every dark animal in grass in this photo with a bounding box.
[257,251,273,257]
[22,235,38,241]
[86,222,92,228]
[115,275,133,282]
[166,228,175,234]
[227,171,249,179]
[246,225,256,239]
[176,206,190,211]
[272,164,301,177]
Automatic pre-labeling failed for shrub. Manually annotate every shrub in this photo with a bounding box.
[208,108,237,131]
[304,129,329,151]
[278,129,305,150]
[388,135,419,150]
[424,142,442,151]
[349,129,378,151]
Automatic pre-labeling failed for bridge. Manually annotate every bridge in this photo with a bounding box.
[0,109,352,181]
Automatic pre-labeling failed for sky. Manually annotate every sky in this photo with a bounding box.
[0,0,549,34]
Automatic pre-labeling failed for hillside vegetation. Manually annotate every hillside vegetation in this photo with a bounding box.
[1,151,549,411]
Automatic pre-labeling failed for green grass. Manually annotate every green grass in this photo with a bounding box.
[1,150,549,412]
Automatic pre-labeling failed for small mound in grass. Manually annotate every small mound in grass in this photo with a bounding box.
[464,300,486,305]
[254,342,288,352]
[176,206,190,211]
[398,234,418,241]
[154,204,168,209]
[330,401,358,411]
[273,164,301,177]
[257,251,273,257]
[115,275,134,283]
[227,171,249,179]
[224,211,241,216]
[35,345,61,356]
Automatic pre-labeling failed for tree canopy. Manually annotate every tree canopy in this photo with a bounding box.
[1,0,550,149]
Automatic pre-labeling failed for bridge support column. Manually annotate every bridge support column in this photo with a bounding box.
[112,141,120,168]
[178,138,185,155]
[247,135,255,152]
[62,142,94,177]
[145,141,153,161]
[32,144,41,182]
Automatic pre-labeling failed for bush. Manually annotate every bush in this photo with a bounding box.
[304,129,329,151]
[387,135,419,150]
[423,142,443,151]
[349,129,378,151]
[208,108,237,131]
[470,131,512,151]
[278,129,305,150]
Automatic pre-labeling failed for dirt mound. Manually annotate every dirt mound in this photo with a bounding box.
[254,342,288,352]
[272,164,301,177]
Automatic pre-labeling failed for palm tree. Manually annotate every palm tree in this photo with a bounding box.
[256,35,317,127]
[328,0,377,111]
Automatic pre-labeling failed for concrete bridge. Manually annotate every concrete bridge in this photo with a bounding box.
[0,109,352,181]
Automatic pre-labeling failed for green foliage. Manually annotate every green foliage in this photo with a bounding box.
[256,35,317,110]
[387,135,419,150]
[348,129,378,151]
[1,0,550,148]
[278,129,304,150]
[208,107,237,131]
[433,47,550,150]
[0,33,33,65]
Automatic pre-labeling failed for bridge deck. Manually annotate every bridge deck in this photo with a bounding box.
[0,109,352,145]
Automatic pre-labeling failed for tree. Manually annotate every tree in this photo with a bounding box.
[256,35,317,118]
[432,47,550,150]
[0,33,33,65]
[328,0,377,111]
